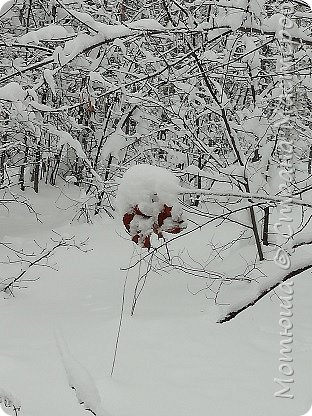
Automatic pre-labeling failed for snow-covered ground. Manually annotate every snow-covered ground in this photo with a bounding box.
[0,185,311,416]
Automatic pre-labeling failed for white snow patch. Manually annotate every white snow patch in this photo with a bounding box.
[18,25,70,44]
[0,82,27,102]
[48,126,87,159]
[127,19,165,31]
[56,331,111,416]
[101,127,127,161]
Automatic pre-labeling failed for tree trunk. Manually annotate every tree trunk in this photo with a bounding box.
[308,145,312,174]
[263,206,270,246]
[33,145,41,193]
[0,150,5,185]
[19,144,29,191]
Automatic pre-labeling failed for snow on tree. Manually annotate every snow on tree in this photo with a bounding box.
[1,0,312,320]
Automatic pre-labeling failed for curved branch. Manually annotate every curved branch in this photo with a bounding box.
[218,263,312,323]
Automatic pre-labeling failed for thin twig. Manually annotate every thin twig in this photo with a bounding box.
[111,246,135,377]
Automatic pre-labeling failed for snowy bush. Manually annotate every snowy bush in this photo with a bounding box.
[117,164,187,248]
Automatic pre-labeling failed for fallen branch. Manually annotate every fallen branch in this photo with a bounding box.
[218,263,312,323]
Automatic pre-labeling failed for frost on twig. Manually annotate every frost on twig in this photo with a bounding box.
[0,233,89,296]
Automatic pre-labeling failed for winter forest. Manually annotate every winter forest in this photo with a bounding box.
[0,0,312,414]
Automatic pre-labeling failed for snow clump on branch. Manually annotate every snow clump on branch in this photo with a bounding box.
[117,164,187,249]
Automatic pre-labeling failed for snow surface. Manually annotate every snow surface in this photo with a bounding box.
[56,330,111,416]
[0,184,311,416]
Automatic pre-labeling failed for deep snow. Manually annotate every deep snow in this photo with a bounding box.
[0,185,311,416]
